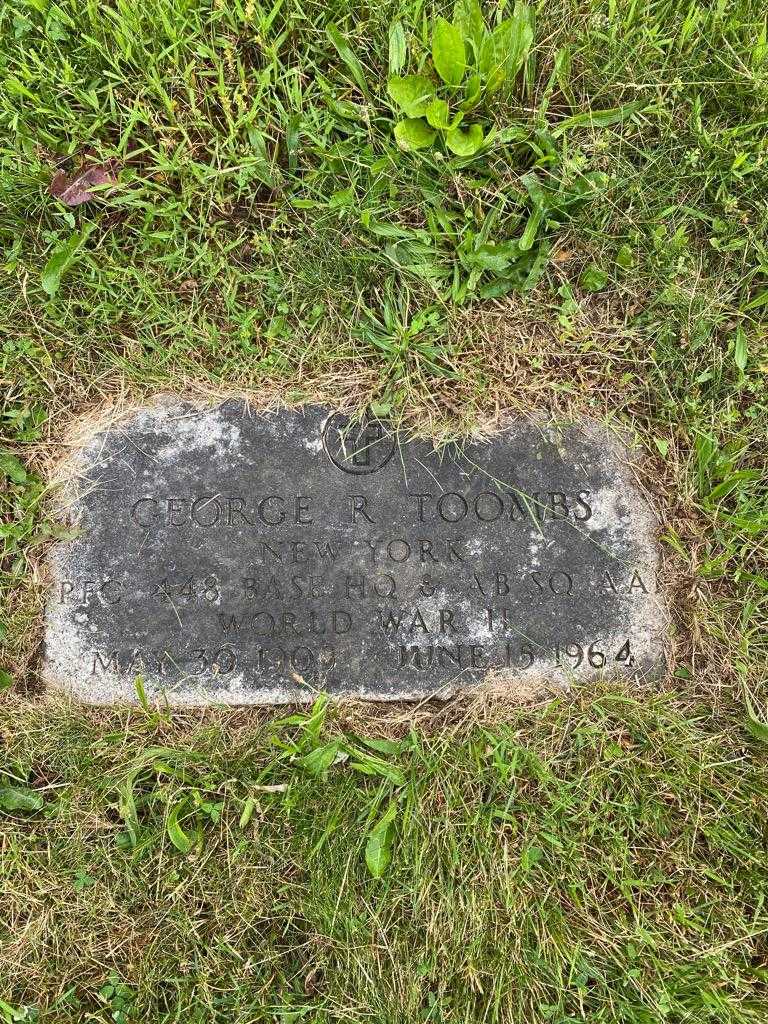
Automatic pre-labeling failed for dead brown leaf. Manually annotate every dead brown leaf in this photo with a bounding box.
[50,163,117,207]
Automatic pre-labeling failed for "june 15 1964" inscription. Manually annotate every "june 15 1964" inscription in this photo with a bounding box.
[43,403,668,704]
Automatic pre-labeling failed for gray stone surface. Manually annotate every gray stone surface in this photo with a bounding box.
[43,402,668,704]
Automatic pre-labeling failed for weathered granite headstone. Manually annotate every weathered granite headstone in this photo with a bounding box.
[43,402,668,704]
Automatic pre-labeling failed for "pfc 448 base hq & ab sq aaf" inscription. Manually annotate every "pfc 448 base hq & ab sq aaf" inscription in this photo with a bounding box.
[43,403,668,704]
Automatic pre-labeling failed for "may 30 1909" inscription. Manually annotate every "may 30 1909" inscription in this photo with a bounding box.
[43,403,668,704]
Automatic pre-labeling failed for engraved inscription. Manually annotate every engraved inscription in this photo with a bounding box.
[43,404,668,704]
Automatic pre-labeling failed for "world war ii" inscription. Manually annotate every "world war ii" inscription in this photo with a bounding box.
[43,402,668,704]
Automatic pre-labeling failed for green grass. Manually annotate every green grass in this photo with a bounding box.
[3,691,768,1022]
[3,691,768,1023]
[2,0,768,1019]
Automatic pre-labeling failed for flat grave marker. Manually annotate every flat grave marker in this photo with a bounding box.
[43,402,668,704]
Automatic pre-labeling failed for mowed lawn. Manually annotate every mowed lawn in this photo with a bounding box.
[1,0,768,1021]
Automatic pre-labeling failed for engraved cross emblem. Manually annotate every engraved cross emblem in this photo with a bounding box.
[322,413,395,475]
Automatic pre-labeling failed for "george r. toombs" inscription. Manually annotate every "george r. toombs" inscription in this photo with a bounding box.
[43,402,668,704]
